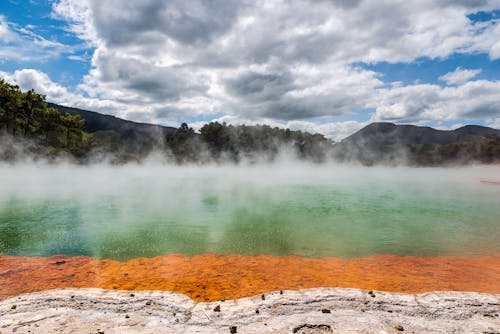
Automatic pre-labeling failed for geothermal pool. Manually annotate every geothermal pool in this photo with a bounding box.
[0,164,499,300]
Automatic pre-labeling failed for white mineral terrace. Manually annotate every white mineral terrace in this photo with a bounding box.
[0,288,499,333]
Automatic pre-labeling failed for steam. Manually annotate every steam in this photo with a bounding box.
[0,162,499,260]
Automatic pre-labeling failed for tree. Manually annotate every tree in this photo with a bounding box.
[19,89,46,137]
[39,108,62,143]
[0,80,22,134]
[166,122,201,162]
[61,113,85,148]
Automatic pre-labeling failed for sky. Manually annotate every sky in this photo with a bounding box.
[1,0,500,140]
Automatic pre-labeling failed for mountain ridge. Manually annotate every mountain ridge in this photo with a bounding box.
[337,122,500,165]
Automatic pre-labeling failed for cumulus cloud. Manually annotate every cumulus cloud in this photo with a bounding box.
[0,69,120,114]
[439,67,482,85]
[372,80,500,123]
[7,0,493,139]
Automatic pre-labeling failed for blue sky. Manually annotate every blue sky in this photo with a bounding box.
[1,0,500,140]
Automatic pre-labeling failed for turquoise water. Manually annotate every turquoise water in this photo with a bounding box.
[0,164,499,260]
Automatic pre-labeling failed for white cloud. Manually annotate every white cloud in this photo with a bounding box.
[5,0,498,140]
[189,114,367,141]
[0,15,17,43]
[0,15,73,61]
[372,80,500,123]
[0,69,120,114]
[47,0,500,125]
[487,118,500,129]
[439,67,482,85]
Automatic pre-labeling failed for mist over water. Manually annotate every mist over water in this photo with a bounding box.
[0,163,499,260]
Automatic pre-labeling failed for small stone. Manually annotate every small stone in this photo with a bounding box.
[125,314,130,319]
[255,309,260,314]
[70,296,75,299]
[280,290,283,294]
[11,305,17,310]
[261,294,265,300]
[368,290,376,298]
[321,308,331,313]
[395,324,404,331]
[213,305,221,312]
[229,326,237,333]
[97,330,105,334]
[130,294,135,297]
[145,300,152,306]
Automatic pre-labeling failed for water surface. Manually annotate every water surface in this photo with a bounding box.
[1,164,499,260]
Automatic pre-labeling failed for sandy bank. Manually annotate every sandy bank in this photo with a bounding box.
[0,288,498,333]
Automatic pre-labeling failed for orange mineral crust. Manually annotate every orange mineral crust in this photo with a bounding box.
[0,254,499,302]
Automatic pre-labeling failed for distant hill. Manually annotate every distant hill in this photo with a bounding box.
[343,122,500,146]
[48,103,176,139]
[48,103,178,160]
[2,76,499,165]
[335,122,500,165]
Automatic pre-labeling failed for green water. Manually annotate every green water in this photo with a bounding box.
[0,164,499,260]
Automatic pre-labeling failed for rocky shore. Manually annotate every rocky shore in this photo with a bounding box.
[0,288,499,333]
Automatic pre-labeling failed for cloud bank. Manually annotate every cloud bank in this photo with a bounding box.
[2,0,500,140]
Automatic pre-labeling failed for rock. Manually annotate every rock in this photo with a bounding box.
[229,325,237,333]
[213,305,221,312]
[145,300,152,306]
[125,314,130,319]
[395,324,404,331]
[261,294,265,300]
[368,291,376,298]
[255,309,259,314]
[321,308,331,313]
[130,294,135,297]
[292,324,332,333]
[11,304,16,310]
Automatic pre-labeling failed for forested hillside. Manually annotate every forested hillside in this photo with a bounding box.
[2,80,499,165]
[0,80,333,163]
[336,122,500,165]
[0,79,88,161]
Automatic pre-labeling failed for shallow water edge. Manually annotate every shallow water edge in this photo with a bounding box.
[1,253,498,302]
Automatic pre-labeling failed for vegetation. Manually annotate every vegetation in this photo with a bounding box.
[409,135,500,165]
[0,79,88,159]
[1,79,499,165]
[165,122,334,163]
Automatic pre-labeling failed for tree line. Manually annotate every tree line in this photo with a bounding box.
[0,79,86,152]
[165,122,334,163]
[2,78,498,165]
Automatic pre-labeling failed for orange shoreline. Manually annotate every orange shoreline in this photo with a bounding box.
[1,254,499,302]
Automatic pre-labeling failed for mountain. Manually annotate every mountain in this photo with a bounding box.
[2,75,498,165]
[343,122,500,146]
[48,103,178,160]
[335,122,500,165]
[48,103,177,138]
